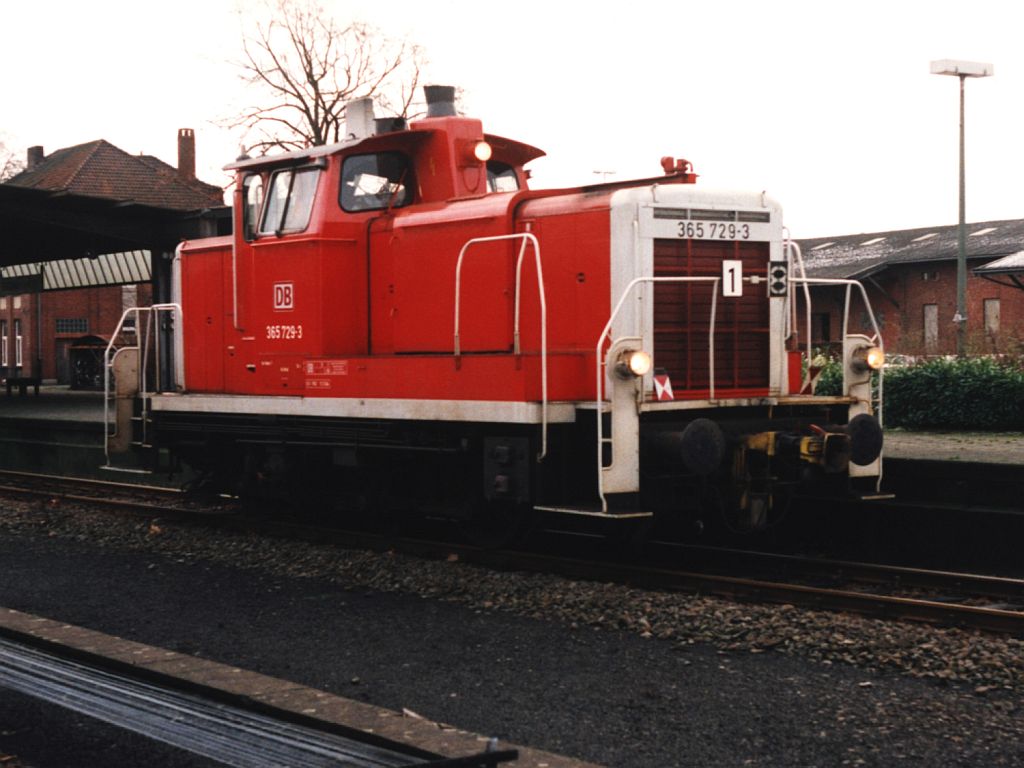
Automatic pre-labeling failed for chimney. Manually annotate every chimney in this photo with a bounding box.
[26,146,44,170]
[177,128,195,181]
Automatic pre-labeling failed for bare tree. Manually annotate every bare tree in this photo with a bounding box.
[0,140,24,182]
[230,0,427,154]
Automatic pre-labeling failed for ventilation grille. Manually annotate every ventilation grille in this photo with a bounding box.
[653,238,770,394]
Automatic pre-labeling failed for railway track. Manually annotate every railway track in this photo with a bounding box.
[0,469,234,517]
[1,471,1023,635]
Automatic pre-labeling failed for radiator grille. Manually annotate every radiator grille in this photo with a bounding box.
[653,238,770,394]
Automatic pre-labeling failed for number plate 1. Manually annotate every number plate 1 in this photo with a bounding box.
[722,260,743,297]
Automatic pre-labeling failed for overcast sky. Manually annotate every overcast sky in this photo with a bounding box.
[2,0,1021,237]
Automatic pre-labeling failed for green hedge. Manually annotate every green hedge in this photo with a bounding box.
[813,356,1024,430]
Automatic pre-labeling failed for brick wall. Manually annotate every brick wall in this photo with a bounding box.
[0,284,152,383]
[799,261,1024,356]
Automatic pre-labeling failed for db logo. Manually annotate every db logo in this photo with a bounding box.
[273,282,294,311]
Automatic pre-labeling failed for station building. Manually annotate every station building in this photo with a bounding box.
[0,131,228,387]
[798,221,1024,357]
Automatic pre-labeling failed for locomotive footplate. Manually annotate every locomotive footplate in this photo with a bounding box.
[533,504,653,520]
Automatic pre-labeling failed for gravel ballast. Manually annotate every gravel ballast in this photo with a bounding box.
[1,496,1023,767]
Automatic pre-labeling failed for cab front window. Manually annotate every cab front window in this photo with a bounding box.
[340,152,414,212]
[259,166,321,235]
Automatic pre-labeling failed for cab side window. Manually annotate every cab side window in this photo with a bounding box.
[260,167,321,235]
[242,174,264,241]
[340,152,414,212]
[487,161,520,193]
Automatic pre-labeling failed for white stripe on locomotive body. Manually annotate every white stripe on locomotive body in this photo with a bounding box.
[149,391,835,424]
[609,185,787,403]
[149,393,577,424]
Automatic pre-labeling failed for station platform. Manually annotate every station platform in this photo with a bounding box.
[0,385,107,478]
[0,384,105,422]
[883,429,1024,465]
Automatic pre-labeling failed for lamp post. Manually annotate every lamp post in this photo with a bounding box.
[930,59,993,357]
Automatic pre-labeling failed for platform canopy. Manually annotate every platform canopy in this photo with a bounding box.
[973,250,1024,290]
[0,250,152,295]
[0,137,229,277]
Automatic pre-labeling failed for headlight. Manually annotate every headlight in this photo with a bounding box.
[614,349,652,379]
[473,140,492,162]
[850,345,885,374]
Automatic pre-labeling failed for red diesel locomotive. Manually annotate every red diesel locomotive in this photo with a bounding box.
[106,85,886,536]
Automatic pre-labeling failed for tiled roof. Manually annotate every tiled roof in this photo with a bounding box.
[797,219,1024,279]
[4,140,224,211]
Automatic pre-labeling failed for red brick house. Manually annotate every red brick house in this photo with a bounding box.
[0,131,227,386]
[797,220,1024,357]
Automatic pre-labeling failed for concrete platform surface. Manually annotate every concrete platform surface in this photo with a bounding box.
[884,429,1024,465]
[0,607,599,768]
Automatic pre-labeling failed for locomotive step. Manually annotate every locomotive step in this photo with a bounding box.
[856,491,896,502]
[534,505,653,520]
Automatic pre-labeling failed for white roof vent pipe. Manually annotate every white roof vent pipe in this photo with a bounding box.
[346,98,376,139]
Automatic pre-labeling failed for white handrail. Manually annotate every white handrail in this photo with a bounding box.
[453,233,548,460]
[789,275,885,424]
[594,275,720,511]
[103,303,181,466]
[787,240,814,379]
[788,276,884,346]
[786,237,885,405]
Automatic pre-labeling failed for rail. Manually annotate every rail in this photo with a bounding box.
[102,303,181,467]
[595,275,720,511]
[454,233,548,460]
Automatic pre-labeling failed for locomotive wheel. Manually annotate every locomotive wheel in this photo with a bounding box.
[461,499,533,549]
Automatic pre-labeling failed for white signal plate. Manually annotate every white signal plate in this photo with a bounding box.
[722,260,743,296]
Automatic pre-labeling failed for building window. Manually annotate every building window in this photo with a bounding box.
[861,310,884,330]
[0,320,7,367]
[0,297,6,310]
[14,319,22,367]
[923,304,939,353]
[12,296,21,310]
[812,312,831,344]
[984,299,1001,336]
[56,318,89,334]
[121,286,138,329]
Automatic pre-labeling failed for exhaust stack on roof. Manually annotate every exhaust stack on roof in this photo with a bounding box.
[424,85,457,117]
